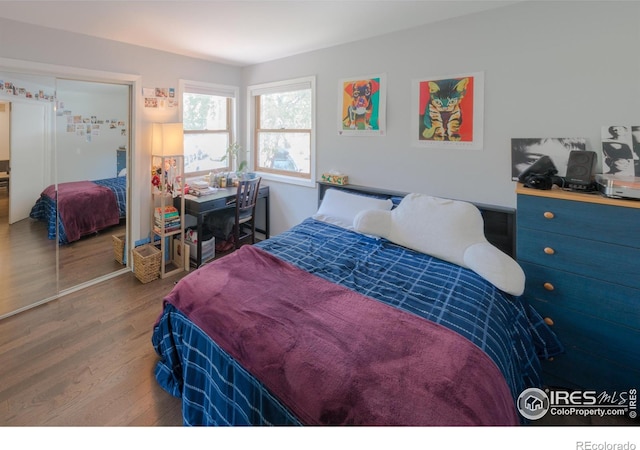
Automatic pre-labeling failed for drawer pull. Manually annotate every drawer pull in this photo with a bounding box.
[543,247,555,255]
[543,282,555,291]
[543,211,555,219]
[543,317,554,326]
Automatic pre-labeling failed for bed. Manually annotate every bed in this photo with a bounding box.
[152,187,562,426]
[29,176,126,244]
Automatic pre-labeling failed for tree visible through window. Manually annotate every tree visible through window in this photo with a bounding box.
[181,82,236,175]
[251,78,314,180]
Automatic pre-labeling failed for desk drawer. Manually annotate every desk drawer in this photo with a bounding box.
[517,194,640,248]
[517,229,640,290]
[521,262,640,330]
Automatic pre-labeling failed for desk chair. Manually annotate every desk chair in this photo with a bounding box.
[233,176,261,249]
[0,160,9,192]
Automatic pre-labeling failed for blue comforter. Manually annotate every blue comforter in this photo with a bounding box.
[29,176,126,244]
[153,218,563,425]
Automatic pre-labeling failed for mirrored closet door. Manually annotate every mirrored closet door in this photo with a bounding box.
[0,71,57,318]
[0,71,131,319]
[55,79,130,292]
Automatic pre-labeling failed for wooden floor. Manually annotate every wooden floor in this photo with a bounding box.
[0,269,186,426]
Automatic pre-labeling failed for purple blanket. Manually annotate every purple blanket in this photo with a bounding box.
[42,181,120,243]
[164,246,519,425]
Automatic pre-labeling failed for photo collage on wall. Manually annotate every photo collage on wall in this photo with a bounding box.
[143,87,178,109]
[57,101,127,144]
[0,79,54,101]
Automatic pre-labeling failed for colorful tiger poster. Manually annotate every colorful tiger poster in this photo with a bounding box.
[412,71,484,150]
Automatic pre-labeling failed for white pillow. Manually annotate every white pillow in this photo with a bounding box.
[353,209,391,236]
[313,189,393,229]
[355,193,484,266]
[391,194,485,267]
[354,193,525,296]
[464,243,525,296]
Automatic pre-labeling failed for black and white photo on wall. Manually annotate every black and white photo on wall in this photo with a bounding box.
[601,125,640,177]
[511,138,587,181]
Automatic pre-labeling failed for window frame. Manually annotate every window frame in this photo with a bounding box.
[179,79,239,177]
[247,76,316,187]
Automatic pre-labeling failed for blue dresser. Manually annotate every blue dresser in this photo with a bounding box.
[516,185,640,391]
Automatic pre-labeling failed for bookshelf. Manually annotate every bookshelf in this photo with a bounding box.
[151,123,186,279]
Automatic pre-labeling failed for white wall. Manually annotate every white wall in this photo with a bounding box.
[1,1,638,240]
[243,1,640,235]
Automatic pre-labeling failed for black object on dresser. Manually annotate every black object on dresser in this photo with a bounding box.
[516,184,640,391]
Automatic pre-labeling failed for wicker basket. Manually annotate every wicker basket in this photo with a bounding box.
[132,244,161,283]
[112,234,126,265]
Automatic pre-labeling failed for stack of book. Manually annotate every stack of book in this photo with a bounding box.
[190,185,218,197]
[154,205,181,234]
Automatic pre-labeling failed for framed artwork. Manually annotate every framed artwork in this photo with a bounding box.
[338,73,386,136]
[510,138,587,180]
[601,125,640,177]
[411,71,484,150]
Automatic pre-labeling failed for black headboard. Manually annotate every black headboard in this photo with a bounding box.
[317,182,515,257]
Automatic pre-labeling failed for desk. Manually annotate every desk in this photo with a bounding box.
[179,186,270,267]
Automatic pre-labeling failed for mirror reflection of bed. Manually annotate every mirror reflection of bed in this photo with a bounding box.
[0,75,131,319]
[0,187,125,314]
[28,174,128,292]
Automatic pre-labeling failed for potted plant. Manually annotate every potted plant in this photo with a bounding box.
[221,142,250,179]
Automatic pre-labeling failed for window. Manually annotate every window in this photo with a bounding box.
[249,76,315,185]
[180,80,238,175]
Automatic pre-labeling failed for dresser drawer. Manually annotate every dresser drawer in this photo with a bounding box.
[521,262,640,330]
[540,347,640,391]
[518,229,640,290]
[517,194,640,248]
[529,298,640,376]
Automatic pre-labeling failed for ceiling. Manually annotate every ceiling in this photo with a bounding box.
[0,1,519,67]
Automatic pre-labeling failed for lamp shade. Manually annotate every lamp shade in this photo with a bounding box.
[152,122,184,156]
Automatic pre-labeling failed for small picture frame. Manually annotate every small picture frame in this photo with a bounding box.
[338,73,386,136]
